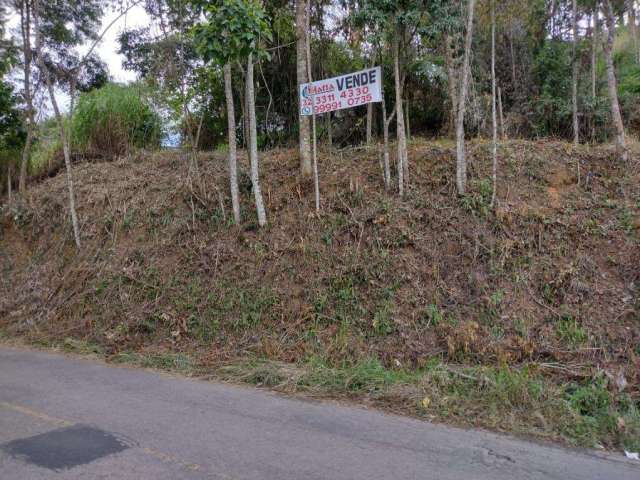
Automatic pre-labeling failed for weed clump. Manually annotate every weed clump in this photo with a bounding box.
[73,83,162,156]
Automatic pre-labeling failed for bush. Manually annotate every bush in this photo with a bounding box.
[72,83,162,156]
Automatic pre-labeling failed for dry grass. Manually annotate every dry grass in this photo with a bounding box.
[1,139,639,449]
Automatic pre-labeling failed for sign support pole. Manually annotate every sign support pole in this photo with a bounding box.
[298,64,383,212]
[306,12,320,212]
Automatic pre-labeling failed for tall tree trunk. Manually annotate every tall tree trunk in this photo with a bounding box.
[572,0,580,146]
[296,0,312,176]
[224,63,241,224]
[405,98,411,142]
[491,0,498,208]
[628,0,639,63]
[34,0,81,249]
[550,0,558,37]
[509,29,517,94]
[393,28,408,196]
[591,12,598,141]
[18,0,34,195]
[305,6,320,212]
[498,85,505,139]
[602,0,628,162]
[7,163,12,203]
[456,0,477,196]
[382,93,395,190]
[366,103,373,145]
[246,54,267,227]
[444,32,458,138]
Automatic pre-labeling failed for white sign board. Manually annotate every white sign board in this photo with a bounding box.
[299,66,382,116]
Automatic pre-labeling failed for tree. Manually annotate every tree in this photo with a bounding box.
[193,0,271,227]
[118,0,215,154]
[490,0,498,207]
[32,0,138,248]
[355,0,428,196]
[305,1,320,211]
[628,0,639,64]
[455,0,477,196]
[601,0,628,162]
[572,0,579,146]
[13,0,35,195]
[32,0,107,248]
[1,19,25,199]
[296,0,312,177]
[223,63,241,223]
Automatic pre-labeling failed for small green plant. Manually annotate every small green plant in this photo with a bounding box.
[233,288,279,331]
[566,378,610,418]
[461,179,492,217]
[372,300,395,335]
[617,208,634,234]
[422,304,443,327]
[556,316,588,347]
[122,211,135,230]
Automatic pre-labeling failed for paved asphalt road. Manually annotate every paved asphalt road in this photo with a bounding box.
[0,347,638,480]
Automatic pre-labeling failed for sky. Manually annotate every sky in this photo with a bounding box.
[5,4,151,110]
[93,5,150,83]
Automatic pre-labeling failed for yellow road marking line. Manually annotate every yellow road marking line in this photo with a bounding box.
[141,447,202,472]
[0,401,74,427]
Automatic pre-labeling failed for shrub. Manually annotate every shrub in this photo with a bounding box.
[72,83,162,156]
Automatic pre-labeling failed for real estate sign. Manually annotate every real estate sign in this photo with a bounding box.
[299,67,382,116]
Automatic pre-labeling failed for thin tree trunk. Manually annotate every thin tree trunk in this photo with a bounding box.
[382,93,395,190]
[602,0,628,162]
[18,0,34,195]
[305,6,320,212]
[405,98,411,142]
[224,63,241,224]
[242,88,249,149]
[498,85,505,139]
[296,0,312,176]
[246,54,267,227]
[393,29,407,196]
[444,32,458,138]
[366,102,373,145]
[456,0,477,196]
[194,110,205,151]
[327,112,332,149]
[34,0,81,249]
[490,0,498,208]
[19,130,33,194]
[572,0,580,146]
[509,30,517,93]
[7,164,12,203]
[628,0,639,63]
[591,12,598,141]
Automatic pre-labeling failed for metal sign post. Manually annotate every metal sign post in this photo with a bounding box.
[299,66,383,213]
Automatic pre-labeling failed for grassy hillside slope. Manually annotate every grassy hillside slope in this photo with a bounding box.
[1,140,639,450]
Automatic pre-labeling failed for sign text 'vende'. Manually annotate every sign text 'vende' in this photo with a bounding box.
[299,66,382,116]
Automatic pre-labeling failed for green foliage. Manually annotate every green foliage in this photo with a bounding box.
[192,0,272,65]
[530,41,573,137]
[556,316,588,347]
[72,83,162,155]
[0,32,24,192]
[461,179,492,217]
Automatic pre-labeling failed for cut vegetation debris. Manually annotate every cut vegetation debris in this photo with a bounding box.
[1,139,639,451]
